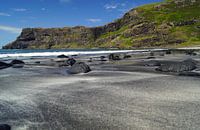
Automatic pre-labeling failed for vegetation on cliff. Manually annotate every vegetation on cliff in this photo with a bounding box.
[3,0,200,49]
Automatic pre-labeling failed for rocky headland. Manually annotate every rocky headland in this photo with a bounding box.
[3,0,200,49]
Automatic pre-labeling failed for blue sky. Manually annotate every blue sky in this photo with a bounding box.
[0,0,162,47]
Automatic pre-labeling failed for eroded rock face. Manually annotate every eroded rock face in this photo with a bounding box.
[68,62,91,74]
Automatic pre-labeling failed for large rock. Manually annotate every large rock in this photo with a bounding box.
[67,58,76,66]
[109,53,123,60]
[0,124,11,130]
[68,62,91,74]
[156,59,197,72]
[10,60,25,68]
[0,61,11,69]
[57,54,69,58]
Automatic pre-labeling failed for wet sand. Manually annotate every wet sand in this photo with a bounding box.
[0,52,200,130]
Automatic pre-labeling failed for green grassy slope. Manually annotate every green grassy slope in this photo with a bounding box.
[96,0,200,49]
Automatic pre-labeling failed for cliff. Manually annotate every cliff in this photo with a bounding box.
[3,0,200,49]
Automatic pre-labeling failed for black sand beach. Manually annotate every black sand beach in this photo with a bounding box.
[0,50,200,130]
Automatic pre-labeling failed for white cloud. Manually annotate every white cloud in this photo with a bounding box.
[13,8,27,12]
[0,25,22,34]
[87,19,102,23]
[104,4,118,9]
[60,0,70,3]
[41,8,46,11]
[0,12,11,16]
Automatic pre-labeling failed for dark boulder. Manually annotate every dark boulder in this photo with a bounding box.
[100,56,107,61]
[0,61,12,69]
[67,58,76,66]
[0,124,11,130]
[146,56,156,59]
[10,60,25,68]
[124,55,132,59]
[10,60,25,65]
[156,59,197,72]
[57,54,69,58]
[68,62,91,74]
[109,53,122,60]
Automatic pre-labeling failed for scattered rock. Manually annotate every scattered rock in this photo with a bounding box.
[10,60,25,68]
[88,58,93,62]
[68,62,91,74]
[100,56,107,61]
[0,61,11,69]
[67,58,76,66]
[109,53,122,60]
[124,55,132,59]
[10,59,25,65]
[57,54,69,58]
[156,59,197,72]
[35,61,41,64]
[146,56,156,59]
[166,50,172,54]
[185,50,197,56]
[0,124,11,130]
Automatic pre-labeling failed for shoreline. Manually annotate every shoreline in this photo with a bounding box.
[0,49,200,129]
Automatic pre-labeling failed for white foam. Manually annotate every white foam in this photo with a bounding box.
[0,49,167,58]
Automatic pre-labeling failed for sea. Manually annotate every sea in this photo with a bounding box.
[0,48,170,60]
[0,49,136,60]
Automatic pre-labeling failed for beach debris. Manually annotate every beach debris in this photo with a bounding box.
[0,124,11,130]
[67,58,76,66]
[57,54,69,58]
[68,62,91,74]
[0,61,12,69]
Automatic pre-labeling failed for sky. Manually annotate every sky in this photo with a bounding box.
[0,0,162,47]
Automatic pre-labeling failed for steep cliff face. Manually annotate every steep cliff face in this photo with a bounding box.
[3,0,200,49]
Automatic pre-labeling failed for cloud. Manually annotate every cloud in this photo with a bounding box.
[41,8,46,11]
[104,2,128,10]
[104,4,118,9]
[13,8,27,12]
[87,19,102,23]
[0,25,22,34]
[0,12,11,16]
[60,0,70,3]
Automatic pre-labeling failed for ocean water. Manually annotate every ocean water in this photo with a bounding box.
[0,48,169,60]
[0,49,135,59]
